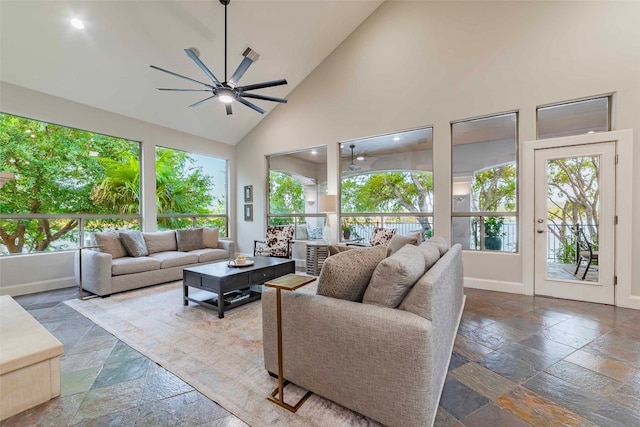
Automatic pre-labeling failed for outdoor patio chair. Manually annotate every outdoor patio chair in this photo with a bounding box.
[574,228,598,280]
[254,225,295,258]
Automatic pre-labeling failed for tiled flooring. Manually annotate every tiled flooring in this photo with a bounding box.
[3,286,640,426]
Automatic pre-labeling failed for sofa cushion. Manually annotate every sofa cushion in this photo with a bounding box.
[148,251,199,269]
[119,230,149,257]
[363,244,425,308]
[177,228,204,252]
[190,248,229,263]
[316,246,387,302]
[111,257,161,276]
[93,231,128,259]
[203,228,220,249]
[426,235,449,256]
[387,233,420,256]
[143,231,177,254]
[418,241,441,271]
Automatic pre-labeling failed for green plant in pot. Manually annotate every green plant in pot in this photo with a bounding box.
[484,216,505,250]
[341,222,353,240]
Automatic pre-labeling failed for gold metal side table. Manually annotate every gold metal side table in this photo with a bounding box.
[265,273,316,412]
[78,245,102,300]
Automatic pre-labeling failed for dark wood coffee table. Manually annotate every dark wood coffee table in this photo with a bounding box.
[183,256,295,318]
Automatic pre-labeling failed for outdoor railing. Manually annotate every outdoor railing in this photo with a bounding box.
[340,213,433,244]
[0,213,227,255]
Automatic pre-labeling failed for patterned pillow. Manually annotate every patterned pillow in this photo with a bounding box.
[177,228,205,252]
[370,228,397,246]
[93,231,128,259]
[363,244,425,308]
[119,230,149,257]
[256,225,294,257]
[316,246,387,302]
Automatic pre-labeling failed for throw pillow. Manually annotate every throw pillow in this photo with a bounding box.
[119,230,149,257]
[176,228,205,252]
[316,246,387,302]
[203,227,220,248]
[369,228,397,246]
[295,225,309,240]
[426,235,449,256]
[363,244,425,308]
[306,225,324,240]
[418,242,441,271]
[93,231,128,259]
[143,230,177,254]
[387,233,420,256]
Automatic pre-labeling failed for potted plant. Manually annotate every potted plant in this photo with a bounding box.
[484,216,505,250]
[342,222,353,240]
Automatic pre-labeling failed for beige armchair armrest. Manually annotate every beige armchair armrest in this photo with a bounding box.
[262,290,432,427]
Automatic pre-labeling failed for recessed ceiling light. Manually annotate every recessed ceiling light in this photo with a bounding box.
[393,137,400,141]
[311,150,317,155]
[587,130,595,134]
[71,18,85,29]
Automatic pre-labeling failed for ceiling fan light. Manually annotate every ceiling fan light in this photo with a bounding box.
[218,87,235,104]
[219,95,234,104]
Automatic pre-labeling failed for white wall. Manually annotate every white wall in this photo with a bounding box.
[0,82,235,296]
[236,2,640,297]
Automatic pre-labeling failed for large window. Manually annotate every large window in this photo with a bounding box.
[267,147,327,239]
[451,113,518,252]
[155,147,228,236]
[339,127,434,244]
[0,113,141,255]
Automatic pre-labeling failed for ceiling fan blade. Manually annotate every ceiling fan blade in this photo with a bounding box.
[240,93,287,103]
[225,103,233,115]
[236,79,287,92]
[236,97,266,114]
[150,65,215,89]
[184,48,222,87]
[188,95,218,108]
[158,88,212,92]
[227,57,254,88]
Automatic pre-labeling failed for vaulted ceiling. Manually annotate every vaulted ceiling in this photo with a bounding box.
[0,0,382,145]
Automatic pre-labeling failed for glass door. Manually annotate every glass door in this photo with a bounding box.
[533,142,616,304]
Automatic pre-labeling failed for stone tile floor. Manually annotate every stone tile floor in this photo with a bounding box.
[3,286,640,426]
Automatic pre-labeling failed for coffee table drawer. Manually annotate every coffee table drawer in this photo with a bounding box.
[184,271,202,287]
[275,263,294,277]
[212,274,249,289]
[251,268,275,283]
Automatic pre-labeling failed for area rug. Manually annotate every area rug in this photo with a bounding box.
[65,281,380,427]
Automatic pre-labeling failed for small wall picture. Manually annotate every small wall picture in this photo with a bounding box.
[244,204,253,221]
[244,185,253,203]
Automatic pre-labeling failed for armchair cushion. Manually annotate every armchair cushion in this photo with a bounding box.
[94,231,128,259]
[254,225,295,258]
[363,244,425,308]
[118,230,149,257]
[316,246,387,302]
[203,227,220,248]
[369,228,397,246]
[176,228,204,252]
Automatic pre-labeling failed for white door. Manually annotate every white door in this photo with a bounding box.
[534,142,616,304]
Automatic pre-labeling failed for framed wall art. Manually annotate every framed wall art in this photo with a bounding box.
[244,204,253,221]
[244,185,253,203]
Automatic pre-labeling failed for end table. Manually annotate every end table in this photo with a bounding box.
[265,273,316,412]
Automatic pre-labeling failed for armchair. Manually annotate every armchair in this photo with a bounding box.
[254,225,295,258]
[574,227,598,280]
[347,227,397,247]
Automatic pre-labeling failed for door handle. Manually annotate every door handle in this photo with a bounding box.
[537,228,545,234]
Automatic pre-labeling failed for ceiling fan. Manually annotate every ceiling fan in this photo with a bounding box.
[346,144,362,172]
[150,0,288,115]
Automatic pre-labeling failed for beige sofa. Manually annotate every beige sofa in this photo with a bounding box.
[74,228,235,297]
[262,242,464,427]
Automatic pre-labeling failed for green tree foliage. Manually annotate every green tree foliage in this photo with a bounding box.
[471,164,516,212]
[341,171,433,232]
[269,171,305,215]
[0,114,218,253]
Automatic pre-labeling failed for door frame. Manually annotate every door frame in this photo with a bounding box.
[522,129,635,308]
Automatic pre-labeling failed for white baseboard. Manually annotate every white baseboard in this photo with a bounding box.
[616,295,640,310]
[0,277,75,297]
[464,277,528,295]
